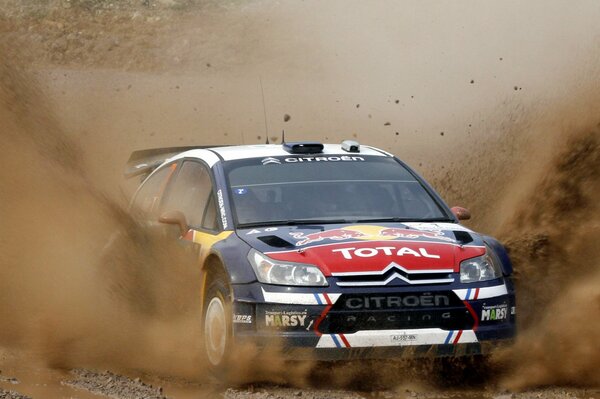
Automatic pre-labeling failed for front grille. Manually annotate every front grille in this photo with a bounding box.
[318,291,473,334]
[320,309,473,334]
[333,262,454,287]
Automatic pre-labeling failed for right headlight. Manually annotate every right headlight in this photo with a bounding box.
[460,251,502,283]
[247,249,328,287]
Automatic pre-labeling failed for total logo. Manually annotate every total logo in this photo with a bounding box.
[333,246,440,260]
[290,225,454,246]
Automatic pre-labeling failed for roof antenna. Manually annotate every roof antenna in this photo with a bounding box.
[259,76,269,144]
[282,114,290,144]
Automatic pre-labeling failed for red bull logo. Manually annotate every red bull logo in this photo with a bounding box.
[289,225,455,246]
[379,227,453,242]
[289,228,366,246]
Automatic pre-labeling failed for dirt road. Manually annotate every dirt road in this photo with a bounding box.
[1,359,599,399]
[1,1,599,398]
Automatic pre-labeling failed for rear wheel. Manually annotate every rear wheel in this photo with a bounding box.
[203,273,233,375]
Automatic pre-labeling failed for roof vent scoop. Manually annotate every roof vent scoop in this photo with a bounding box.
[341,140,360,153]
[283,142,324,154]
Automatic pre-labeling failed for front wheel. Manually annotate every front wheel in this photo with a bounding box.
[203,274,233,375]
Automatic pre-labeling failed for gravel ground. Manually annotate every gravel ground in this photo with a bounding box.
[64,369,168,399]
[222,387,600,399]
[2,366,600,399]
[0,368,28,399]
[0,389,31,399]
[223,387,367,399]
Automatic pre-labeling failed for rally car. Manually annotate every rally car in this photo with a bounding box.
[125,140,516,371]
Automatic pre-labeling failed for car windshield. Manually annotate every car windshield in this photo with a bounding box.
[224,155,449,227]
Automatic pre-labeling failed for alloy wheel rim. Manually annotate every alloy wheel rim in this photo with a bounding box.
[205,296,227,366]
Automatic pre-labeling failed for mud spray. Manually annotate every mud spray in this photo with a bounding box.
[0,60,203,376]
[0,61,310,386]
[493,126,600,389]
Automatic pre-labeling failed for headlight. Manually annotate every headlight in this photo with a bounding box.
[460,250,502,283]
[248,249,328,286]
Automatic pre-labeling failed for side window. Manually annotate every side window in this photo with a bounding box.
[202,194,218,231]
[132,164,176,218]
[161,161,214,228]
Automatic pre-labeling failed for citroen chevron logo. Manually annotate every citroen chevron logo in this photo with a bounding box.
[333,262,455,287]
[261,157,281,165]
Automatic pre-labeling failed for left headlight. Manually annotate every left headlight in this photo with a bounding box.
[460,250,502,283]
[247,249,328,286]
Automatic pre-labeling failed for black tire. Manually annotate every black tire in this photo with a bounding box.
[202,272,233,377]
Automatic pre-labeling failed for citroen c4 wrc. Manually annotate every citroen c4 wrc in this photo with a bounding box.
[125,140,516,372]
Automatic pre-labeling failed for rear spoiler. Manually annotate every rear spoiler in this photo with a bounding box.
[124,145,226,180]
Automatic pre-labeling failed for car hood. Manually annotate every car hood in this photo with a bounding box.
[237,222,486,275]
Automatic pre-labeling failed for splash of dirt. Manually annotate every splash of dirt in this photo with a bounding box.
[490,127,600,389]
[0,60,312,386]
[0,59,202,377]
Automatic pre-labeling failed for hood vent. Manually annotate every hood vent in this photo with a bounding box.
[257,235,295,248]
[453,231,474,245]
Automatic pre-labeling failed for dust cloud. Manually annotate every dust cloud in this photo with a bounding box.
[491,126,600,389]
[431,80,600,389]
[0,61,311,385]
[0,59,203,376]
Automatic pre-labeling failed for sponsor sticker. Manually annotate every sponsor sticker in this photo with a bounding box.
[233,314,253,324]
[265,310,308,328]
[481,304,508,321]
[332,246,440,260]
[262,156,365,165]
[246,227,278,235]
[290,225,455,246]
[345,294,451,310]
[217,189,228,229]
[261,157,281,165]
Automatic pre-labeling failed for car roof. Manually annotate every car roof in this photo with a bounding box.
[166,144,391,166]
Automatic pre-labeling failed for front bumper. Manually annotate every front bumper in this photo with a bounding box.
[231,279,516,360]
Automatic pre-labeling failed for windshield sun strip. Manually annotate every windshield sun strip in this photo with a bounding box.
[229,179,418,188]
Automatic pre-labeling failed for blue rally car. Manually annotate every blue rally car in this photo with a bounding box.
[125,141,516,371]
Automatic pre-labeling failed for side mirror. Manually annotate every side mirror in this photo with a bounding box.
[159,210,189,236]
[450,206,471,221]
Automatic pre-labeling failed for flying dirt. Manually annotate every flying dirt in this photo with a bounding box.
[0,59,312,390]
[1,0,600,398]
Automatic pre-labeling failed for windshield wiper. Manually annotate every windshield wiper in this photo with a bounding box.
[238,219,350,229]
